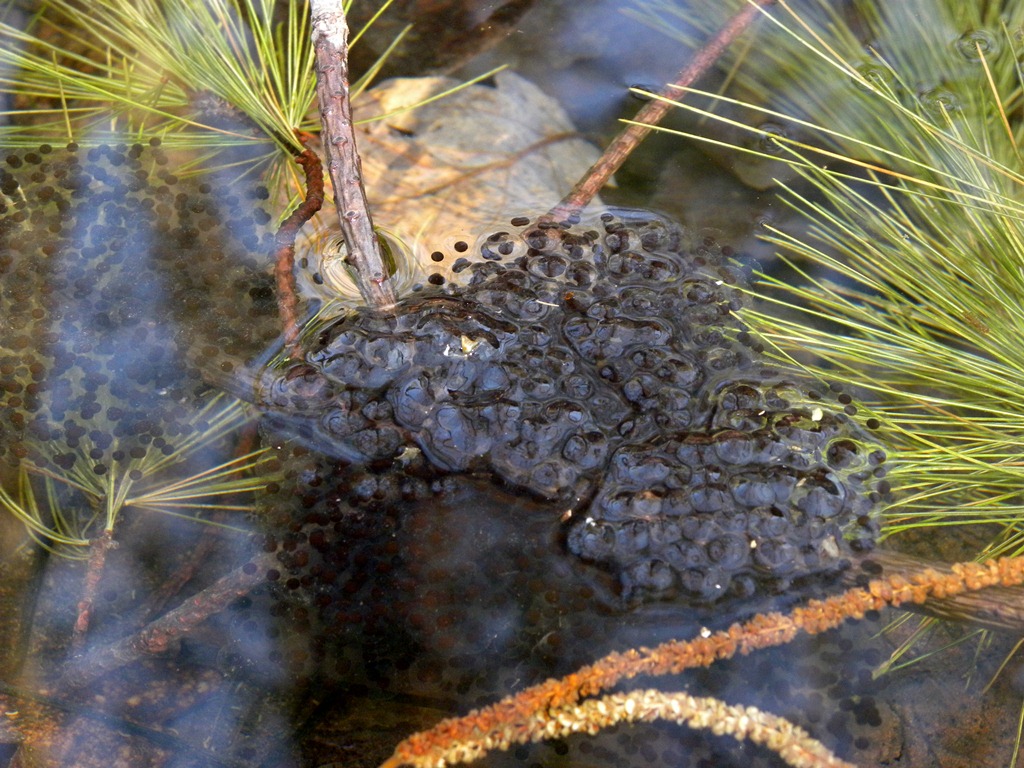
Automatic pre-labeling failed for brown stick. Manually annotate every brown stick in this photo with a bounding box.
[549,0,777,222]
[70,529,116,651]
[55,551,275,692]
[274,135,325,350]
[309,0,397,309]
[53,541,1024,703]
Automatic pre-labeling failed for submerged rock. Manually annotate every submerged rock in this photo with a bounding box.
[260,211,889,604]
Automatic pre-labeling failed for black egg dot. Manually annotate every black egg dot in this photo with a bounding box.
[453,240,469,252]
[430,251,444,262]
[837,393,853,404]
[427,273,445,285]
[510,216,530,226]
[866,418,880,429]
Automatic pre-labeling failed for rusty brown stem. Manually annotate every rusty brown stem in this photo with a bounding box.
[274,137,325,351]
[56,550,275,692]
[549,0,776,222]
[309,0,397,309]
[70,529,116,651]
[847,548,1024,633]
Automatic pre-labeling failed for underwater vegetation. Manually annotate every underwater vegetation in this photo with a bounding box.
[3,0,1024,767]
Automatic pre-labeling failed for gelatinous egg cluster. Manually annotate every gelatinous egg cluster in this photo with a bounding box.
[0,142,278,488]
[260,212,889,604]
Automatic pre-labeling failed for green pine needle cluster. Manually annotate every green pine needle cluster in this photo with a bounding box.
[0,395,272,556]
[1,0,328,183]
[630,0,1024,718]
[0,0,503,218]
[634,0,1024,559]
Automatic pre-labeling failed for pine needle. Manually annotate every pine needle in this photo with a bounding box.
[633,0,1024,544]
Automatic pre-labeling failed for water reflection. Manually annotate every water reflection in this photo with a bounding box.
[0,138,905,767]
[2,1,1024,766]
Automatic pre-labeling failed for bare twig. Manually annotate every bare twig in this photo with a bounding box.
[309,0,397,309]
[549,0,777,222]
[70,530,116,651]
[56,551,275,691]
[53,537,1024,702]
[274,133,326,351]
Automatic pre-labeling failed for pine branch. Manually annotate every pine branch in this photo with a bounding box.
[70,530,116,651]
[309,0,397,309]
[549,0,777,221]
[54,551,275,692]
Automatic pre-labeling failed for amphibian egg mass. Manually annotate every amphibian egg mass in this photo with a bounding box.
[0,143,888,606]
[260,210,890,605]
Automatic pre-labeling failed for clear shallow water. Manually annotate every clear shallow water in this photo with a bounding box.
[0,2,1021,767]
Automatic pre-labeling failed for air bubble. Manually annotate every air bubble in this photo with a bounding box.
[955,29,998,61]
[919,87,962,120]
[755,122,789,155]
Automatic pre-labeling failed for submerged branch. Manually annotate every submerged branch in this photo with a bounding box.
[550,0,776,221]
[55,551,274,692]
[70,530,116,651]
[309,0,397,309]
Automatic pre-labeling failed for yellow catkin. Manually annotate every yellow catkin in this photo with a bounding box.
[559,691,855,768]
[380,554,1024,768]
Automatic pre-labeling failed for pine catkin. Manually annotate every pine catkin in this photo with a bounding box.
[381,554,1024,768]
